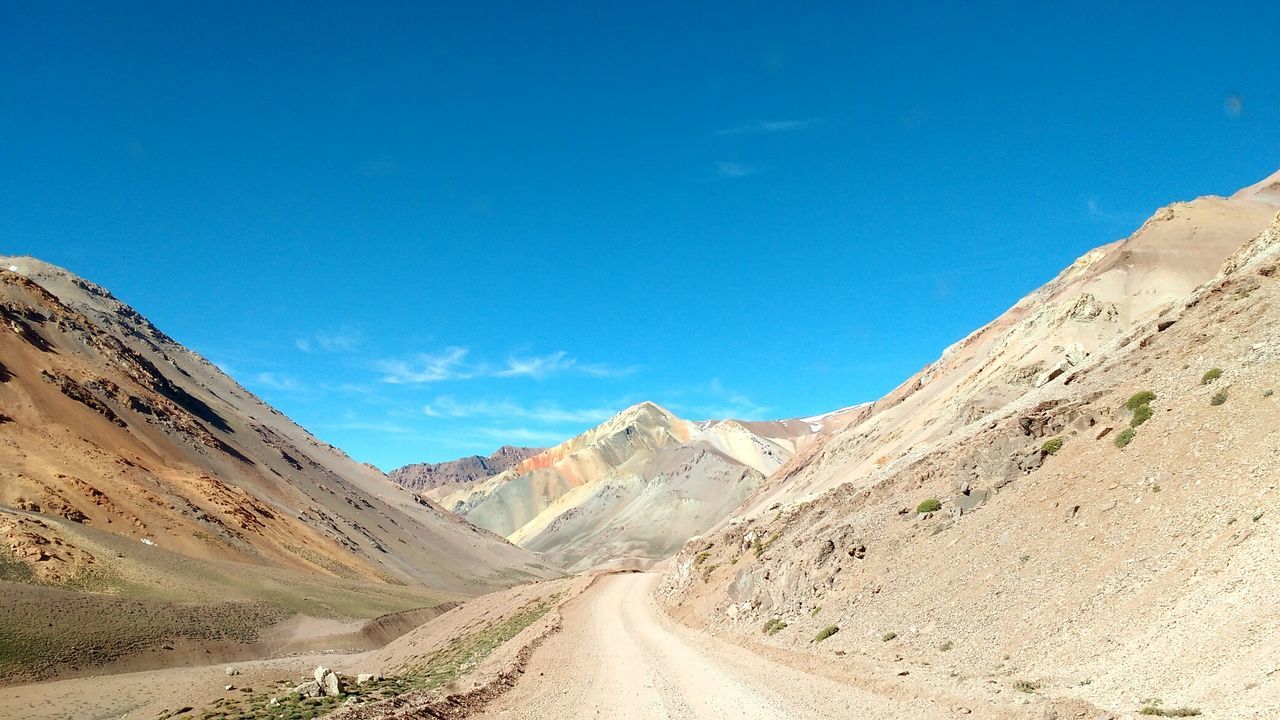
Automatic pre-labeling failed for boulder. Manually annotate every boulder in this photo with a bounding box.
[313,666,343,697]
[356,673,379,685]
[292,680,322,699]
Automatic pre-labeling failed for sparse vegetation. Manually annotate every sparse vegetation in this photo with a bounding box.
[1125,390,1156,410]
[814,625,839,642]
[881,631,897,642]
[938,640,953,651]
[809,606,821,617]
[1138,705,1201,717]
[1200,368,1224,385]
[1114,427,1136,449]
[1014,679,1039,693]
[762,618,787,636]
[1264,389,1274,398]
[694,551,711,566]
[752,534,779,559]
[915,498,942,514]
[1130,403,1154,427]
[1210,388,1228,406]
[701,563,719,582]
[1041,437,1063,455]
[179,597,561,720]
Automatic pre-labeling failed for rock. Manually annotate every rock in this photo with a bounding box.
[224,684,234,691]
[268,698,279,706]
[344,696,359,706]
[292,680,322,698]
[356,673,379,685]
[1065,341,1087,366]
[225,667,239,677]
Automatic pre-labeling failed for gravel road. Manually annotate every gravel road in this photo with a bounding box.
[474,572,950,720]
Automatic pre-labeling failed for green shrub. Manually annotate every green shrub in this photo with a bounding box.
[881,631,897,642]
[813,625,839,642]
[1114,427,1136,449]
[916,498,942,514]
[1014,680,1039,693]
[752,534,778,559]
[809,606,821,617]
[1125,390,1156,410]
[938,640,953,651]
[1130,403,1154,427]
[1200,368,1223,385]
[694,551,710,567]
[1041,437,1063,455]
[1138,706,1201,717]
[1264,389,1274,398]
[762,618,787,636]
[1210,388,1228,406]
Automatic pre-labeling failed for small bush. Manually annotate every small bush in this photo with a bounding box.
[1114,427,1136,449]
[1125,390,1156,410]
[694,551,710,566]
[1200,368,1223,385]
[1138,706,1201,717]
[809,606,821,617]
[916,498,942,514]
[881,631,897,642]
[1130,403,1154,427]
[762,618,787,636]
[752,535,778,559]
[814,625,839,642]
[1210,388,1228,406]
[938,640,953,651]
[1014,680,1039,693]
[1041,437,1063,455]
[1264,389,1274,398]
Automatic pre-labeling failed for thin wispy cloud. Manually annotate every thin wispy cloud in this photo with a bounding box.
[663,378,770,420]
[714,118,818,136]
[296,328,362,353]
[377,348,633,384]
[715,161,757,179]
[250,371,300,391]
[494,351,576,379]
[472,426,575,444]
[422,396,615,425]
[315,420,412,434]
[377,347,472,384]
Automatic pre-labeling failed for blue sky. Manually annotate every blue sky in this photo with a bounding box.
[3,2,1277,469]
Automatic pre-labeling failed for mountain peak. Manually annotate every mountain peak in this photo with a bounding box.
[1231,167,1280,204]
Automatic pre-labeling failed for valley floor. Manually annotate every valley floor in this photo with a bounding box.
[474,573,1019,720]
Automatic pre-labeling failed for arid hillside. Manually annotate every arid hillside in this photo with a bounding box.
[436,401,863,572]
[0,257,558,680]
[659,170,1280,718]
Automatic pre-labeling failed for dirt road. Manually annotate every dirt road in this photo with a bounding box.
[474,573,954,720]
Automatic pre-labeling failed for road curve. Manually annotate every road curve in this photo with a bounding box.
[474,573,948,720]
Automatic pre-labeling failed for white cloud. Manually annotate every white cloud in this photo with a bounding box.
[296,328,361,353]
[422,396,615,425]
[714,118,818,135]
[376,347,472,384]
[495,351,576,379]
[315,420,412,434]
[1225,94,1243,117]
[715,161,756,178]
[376,348,633,384]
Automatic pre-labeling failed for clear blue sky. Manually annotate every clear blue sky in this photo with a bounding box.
[3,2,1277,469]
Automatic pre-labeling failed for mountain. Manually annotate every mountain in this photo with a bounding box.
[658,169,1280,717]
[434,401,859,572]
[0,257,553,617]
[389,445,542,498]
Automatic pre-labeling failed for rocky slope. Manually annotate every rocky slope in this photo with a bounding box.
[388,445,541,498]
[659,169,1280,718]
[0,256,554,597]
[436,402,856,572]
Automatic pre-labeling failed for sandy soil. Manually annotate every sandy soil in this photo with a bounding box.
[473,573,1022,720]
